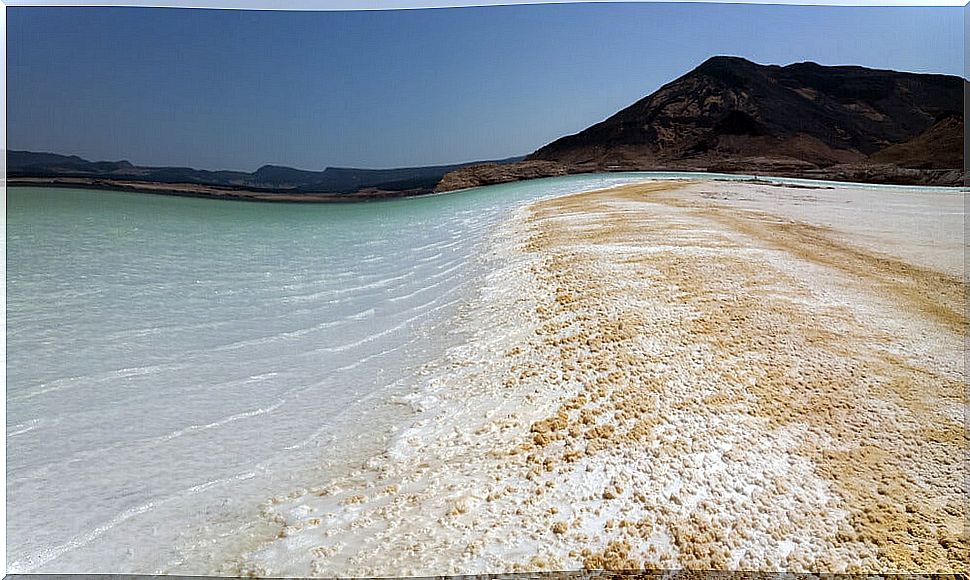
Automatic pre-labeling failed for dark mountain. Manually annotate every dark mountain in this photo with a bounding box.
[869,112,964,169]
[7,151,526,195]
[530,56,964,169]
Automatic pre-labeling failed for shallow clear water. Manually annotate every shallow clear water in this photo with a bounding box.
[5,173,676,573]
[6,173,962,573]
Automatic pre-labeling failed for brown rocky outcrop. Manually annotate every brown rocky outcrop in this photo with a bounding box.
[434,160,571,192]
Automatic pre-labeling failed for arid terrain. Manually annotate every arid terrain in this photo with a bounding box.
[12,58,966,201]
[438,57,966,191]
[223,180,966,576]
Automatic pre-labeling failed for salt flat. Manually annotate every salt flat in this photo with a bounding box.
[229,180,967,575]
[676,180,966,277]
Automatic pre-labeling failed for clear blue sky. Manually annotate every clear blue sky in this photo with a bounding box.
[7,3,964,171]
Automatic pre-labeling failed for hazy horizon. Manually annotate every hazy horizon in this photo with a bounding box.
[7,3,964,172]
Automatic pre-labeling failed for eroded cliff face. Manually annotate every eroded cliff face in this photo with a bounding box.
[434,160,572,193]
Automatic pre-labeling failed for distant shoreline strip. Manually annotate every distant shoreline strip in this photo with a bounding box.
[6,573,968,579]
[4,178,431,203]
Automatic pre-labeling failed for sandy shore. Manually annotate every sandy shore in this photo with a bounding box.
[224,180,966,576]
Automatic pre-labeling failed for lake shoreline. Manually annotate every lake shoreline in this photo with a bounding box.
[227,179,966,575]
[8,176,964,574]
[9,165,966,205]
[7,174,672,574]
[434,162,966,193]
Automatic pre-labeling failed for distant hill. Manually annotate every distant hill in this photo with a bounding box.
[438,57,965,190]
[7,151,526,195]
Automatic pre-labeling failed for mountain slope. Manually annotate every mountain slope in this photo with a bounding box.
[530,56,963,169]
[437,57,964,191]
[869,113,964,169]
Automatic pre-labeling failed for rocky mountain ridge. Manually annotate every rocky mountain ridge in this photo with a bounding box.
[7,150,525,196]
[436,57,965,191]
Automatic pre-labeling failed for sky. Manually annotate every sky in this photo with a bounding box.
[6,3,965,171]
